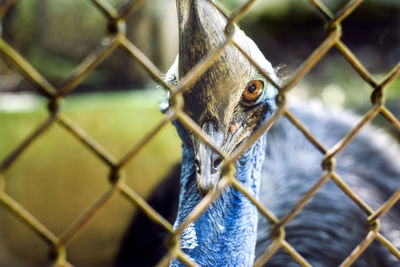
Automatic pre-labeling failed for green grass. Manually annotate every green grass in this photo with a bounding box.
[0,90,181,266]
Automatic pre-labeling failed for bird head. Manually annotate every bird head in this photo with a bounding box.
[167,0,278,194]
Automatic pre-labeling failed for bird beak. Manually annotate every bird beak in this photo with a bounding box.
[192,121,224,195]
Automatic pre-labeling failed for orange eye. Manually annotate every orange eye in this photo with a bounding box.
[242,80,264,102]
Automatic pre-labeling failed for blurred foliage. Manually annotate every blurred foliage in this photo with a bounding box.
[219,0,398,16]
[1,0,398,94]
[0,90,181,266]
[1,0,178,90]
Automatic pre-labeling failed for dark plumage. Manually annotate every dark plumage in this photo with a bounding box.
[256,103,400,266]
[116,103,400,266]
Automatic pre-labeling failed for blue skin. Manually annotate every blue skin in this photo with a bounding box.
[170,95,276,266]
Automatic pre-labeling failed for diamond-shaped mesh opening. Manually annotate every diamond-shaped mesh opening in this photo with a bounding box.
[341,2,400,73]
[291,48,373,109]
[64,193,136,267]
[2,123,110,230]
[124,124,181,197]
[240,2,325,75]
[2,0,110,84]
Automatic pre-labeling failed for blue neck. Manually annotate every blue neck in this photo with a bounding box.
[171,124,267,266]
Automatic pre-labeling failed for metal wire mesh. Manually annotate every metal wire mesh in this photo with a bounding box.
[0,0,399,266]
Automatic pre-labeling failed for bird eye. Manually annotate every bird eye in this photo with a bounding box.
[242,80,264,103]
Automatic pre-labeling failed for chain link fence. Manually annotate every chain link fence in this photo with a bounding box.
[0,0,399,266]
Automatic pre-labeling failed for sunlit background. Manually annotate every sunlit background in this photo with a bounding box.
[0,0,399,266]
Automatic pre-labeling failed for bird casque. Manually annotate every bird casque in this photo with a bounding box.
[175,0,277,195]
[116,0,400,266]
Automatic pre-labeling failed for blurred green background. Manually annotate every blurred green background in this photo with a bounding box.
[0,0,399,266]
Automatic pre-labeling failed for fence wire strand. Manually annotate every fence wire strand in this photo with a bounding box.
[0,0,399,266]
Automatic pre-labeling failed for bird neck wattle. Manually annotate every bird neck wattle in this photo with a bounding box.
[171,135,267,266]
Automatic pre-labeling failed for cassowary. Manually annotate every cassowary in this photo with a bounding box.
[117,0,400,266]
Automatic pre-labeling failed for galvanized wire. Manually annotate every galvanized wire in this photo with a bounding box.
[0,0,399,266]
